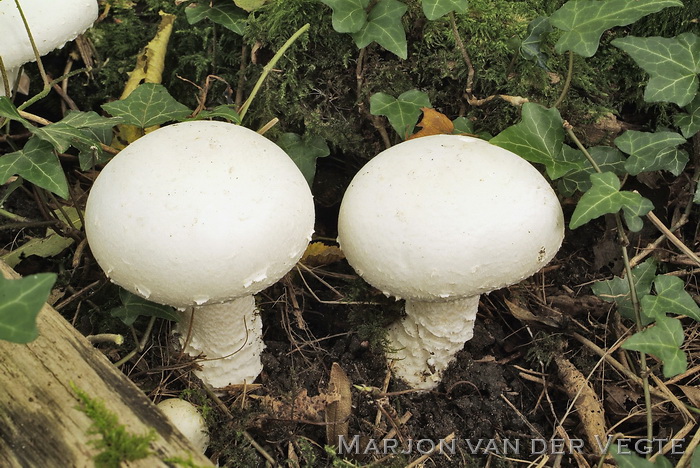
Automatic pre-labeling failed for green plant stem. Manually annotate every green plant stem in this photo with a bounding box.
[238,23,310,121]
[17,67,89,112]
[0,56,10,96]
[450,12,475,99]
[566,122,654,456]
[113,316,156,367]
[0,207,29,222]
[553,51,574,108]
[13,0,49,88]
[564,125,602,172]
[619,240,654,453]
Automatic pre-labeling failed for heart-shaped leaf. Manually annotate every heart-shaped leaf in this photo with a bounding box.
[370,89,431,139]
[569,171,653,231]
[0,273,56,343]
[101,83,191,128]
[276,132,330,186]
[351,0,408,59]
[623,315,687,378]
[614,130,687,176]
[549,0,683,57]
[612,33,699,107]
[320,0,369,33]
[641,275,700,322]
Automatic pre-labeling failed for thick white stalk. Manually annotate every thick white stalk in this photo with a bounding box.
[386,296,479,390]
[176,295,264,388]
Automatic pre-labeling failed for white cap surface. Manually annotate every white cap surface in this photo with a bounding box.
[85,121,314,308]
[0,0,98,68]
[156,398,209,454]
[337,134,564,301]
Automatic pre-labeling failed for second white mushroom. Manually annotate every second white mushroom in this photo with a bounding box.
[337,134,564,390]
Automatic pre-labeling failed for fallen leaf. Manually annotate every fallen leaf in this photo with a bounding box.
[112,12,177,148]
[325,363,352,446]
[300,242,345,267]
[256,389,338,422]
[407,107,454,140]
[555,355,608,452]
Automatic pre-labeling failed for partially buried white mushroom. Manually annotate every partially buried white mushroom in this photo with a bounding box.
[85,121,315,388]
[156,398,209,454]
[337,134,564,390]
[0,0,98,96]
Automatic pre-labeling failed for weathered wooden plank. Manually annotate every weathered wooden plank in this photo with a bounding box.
[0,260,213,467]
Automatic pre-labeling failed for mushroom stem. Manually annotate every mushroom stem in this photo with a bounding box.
[386,296,479,390]
[176,296,264,389]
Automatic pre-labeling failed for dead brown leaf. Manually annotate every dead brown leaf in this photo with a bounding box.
[255,389,338,422]
[300,242,345,267]
[325,363,352,446]
[555,355,609,453]
[407,108,454,140]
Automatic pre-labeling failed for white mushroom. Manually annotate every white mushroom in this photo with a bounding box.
[85,121,315,388]
[156,398,209,454]
[0,0,98,96]
[337,134,564,390]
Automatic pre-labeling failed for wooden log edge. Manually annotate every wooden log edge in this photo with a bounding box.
[0,260,214,467]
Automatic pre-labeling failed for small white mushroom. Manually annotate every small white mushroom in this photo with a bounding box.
[85,121,314,388]
[337,134,564,390]
[156,398,209,454]
[0,0,98,96]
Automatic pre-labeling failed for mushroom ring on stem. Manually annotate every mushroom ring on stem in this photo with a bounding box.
[85,121,314,388]
[337,134,564,390]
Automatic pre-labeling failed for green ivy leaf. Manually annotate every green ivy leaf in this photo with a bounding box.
[641,275,700,322]
[549,0,683,58]
[193,105,241,124]
[320,0,369,33]
[674,94,700,138]
[520,17,552,70]
[558,146,626,196]
[452,116,474,134]
[0,138,69,199]
[0,96,26,122]
[101,83,191,128]
[185,0,248,34]
[276,132,330,186]
[110,289,180,326]
[614,130,687,176]
[612,33,699,107]
[370,89,431,139]
[2,207,82,268]
[611,446,672,468]
[234,0,268,12]
[0,273,56,343]
[591,258,657,323]
[569,172,653,231]
[490,103,580,179]
[352,0,408,59]
[623,315,687,378]
[422,0,468,21]
[31,122,94,153]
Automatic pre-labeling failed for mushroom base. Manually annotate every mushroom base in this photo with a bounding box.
[176,296,264,388]
[386,296,479,390]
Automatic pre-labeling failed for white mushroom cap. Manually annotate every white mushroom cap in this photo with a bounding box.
[156,398,209,454]
[337,134,564,302]
[0,0,98,69]
[85,121,315,308]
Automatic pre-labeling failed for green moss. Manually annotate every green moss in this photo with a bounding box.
[72,384,156,468]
